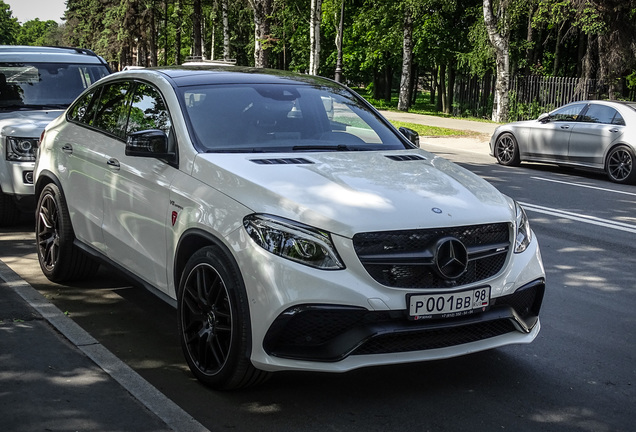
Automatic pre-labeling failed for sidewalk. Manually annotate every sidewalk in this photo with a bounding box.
[0,260,208,432]
[380,110,499,156]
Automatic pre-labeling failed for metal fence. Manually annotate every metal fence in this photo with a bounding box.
[452,74,636,121]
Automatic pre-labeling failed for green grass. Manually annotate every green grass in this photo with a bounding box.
[355,87,495,124]
[387,120,474,137]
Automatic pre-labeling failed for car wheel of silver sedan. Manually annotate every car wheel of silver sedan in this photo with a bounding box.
[606,145,636,185]
[36,183,99,282]
[177,246,270,390]
[494,132,521,166]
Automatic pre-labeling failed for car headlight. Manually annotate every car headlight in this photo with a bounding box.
[514,201,532,253]
[6,137,38,162]
[243,214,345,270]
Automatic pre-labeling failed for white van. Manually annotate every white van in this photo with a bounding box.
[0,46,110,225]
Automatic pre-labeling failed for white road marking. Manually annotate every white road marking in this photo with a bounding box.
[530,176,636,197]
[520,202,636,234]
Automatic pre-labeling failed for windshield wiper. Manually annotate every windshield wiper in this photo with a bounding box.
[292,144,352,151]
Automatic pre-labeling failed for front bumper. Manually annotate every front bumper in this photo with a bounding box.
[233,221,545,373]
[264,278,544,362]
[0,160,35,196]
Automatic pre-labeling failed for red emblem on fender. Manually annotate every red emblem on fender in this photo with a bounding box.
[171,211,178,226]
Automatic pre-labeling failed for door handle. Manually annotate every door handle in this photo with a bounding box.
[609,128,619,133]
[61,144,73,155]
[106,158,120,170]
[560,125,570,130]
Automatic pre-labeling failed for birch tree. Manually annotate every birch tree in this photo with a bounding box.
[248,0,272,67]
[483,0,510,122]
[309,0,322,75]
[397,4,414,111]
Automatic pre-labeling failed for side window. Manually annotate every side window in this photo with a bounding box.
[550,103,587,122]
[68,86,101,125]
[126,83,172,135]
[612,112,625,126]
[92,81,132,138]
[581,104,619,124]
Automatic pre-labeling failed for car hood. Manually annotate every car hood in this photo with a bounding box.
[194,150,513,237]
[0,110,63,138]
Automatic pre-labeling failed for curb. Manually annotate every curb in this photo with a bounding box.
[0,259,210,432]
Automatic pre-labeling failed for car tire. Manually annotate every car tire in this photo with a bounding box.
[35,183,99,282]
[177,246,270,390]
[605,145,636,185]
[0,188,20,226]
[494,132,521,166]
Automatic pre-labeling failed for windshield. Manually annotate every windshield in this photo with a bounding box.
[0,62,110,109]
[181,83,407,153]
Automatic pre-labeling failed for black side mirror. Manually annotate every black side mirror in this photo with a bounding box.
[126,129,176,161]
[399,126,420,148]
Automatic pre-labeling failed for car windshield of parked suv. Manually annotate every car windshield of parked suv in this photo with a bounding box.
[181,83,408,153]
[0,62,109,109]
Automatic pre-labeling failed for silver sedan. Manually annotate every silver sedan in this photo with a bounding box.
[490,100,636,184]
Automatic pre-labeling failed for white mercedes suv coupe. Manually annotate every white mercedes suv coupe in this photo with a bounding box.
[35,66,545,390]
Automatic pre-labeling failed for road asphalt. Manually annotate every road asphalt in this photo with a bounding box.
[0,112,498,432]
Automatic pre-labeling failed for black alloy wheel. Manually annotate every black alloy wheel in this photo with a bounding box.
[495,132,521,166]
[177,246,269,390]
[606,145,636,184]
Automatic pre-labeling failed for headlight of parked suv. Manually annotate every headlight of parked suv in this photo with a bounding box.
[514,201,532,253]
[244,214,345,270]
[6,137,38,162]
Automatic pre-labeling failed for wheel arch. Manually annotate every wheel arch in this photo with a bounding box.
[34,170,63,198]
[603,141,635,166]
[173,228,242,295]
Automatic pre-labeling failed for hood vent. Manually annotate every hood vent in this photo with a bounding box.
[251,158,314,165]
[385,154,426,162]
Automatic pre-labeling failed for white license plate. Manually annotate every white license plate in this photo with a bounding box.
[407,287,490,320]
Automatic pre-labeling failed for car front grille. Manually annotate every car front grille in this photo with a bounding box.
[263,279,545,362]
[352,223,510,288]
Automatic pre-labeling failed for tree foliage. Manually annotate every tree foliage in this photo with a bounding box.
[0,1,19,44]
[1,0,634,118]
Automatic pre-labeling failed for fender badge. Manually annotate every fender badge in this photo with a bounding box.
[432,207,442,214]
[171,211,178,226]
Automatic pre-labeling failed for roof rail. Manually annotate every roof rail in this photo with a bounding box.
[43,46,99,57]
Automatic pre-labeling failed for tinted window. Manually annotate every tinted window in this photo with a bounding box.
[92,81,132,138]
[182,83,405,152]
[0,62,109,107]
[612,112,625,126]
[550,103,587,121]
[68,87,101,125]
[127,83,172,135]
[582,104,620,124]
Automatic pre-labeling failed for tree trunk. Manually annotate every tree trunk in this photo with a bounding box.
[437,63,446,112]
[309,0,322,75]
[192,0,202,58]
[175,0,182,65]
[149,1,157,66]
[222,0,230,61]
[483,0,510,123]
[249,0,272,68]
[524,3,535,74]
[397,6,413,111]
[447,64,455,115]
[383,64,392,102]
[163,0,168,66]
[334,0,344,82]
[552,23,562,76]
[430,66,437,104]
